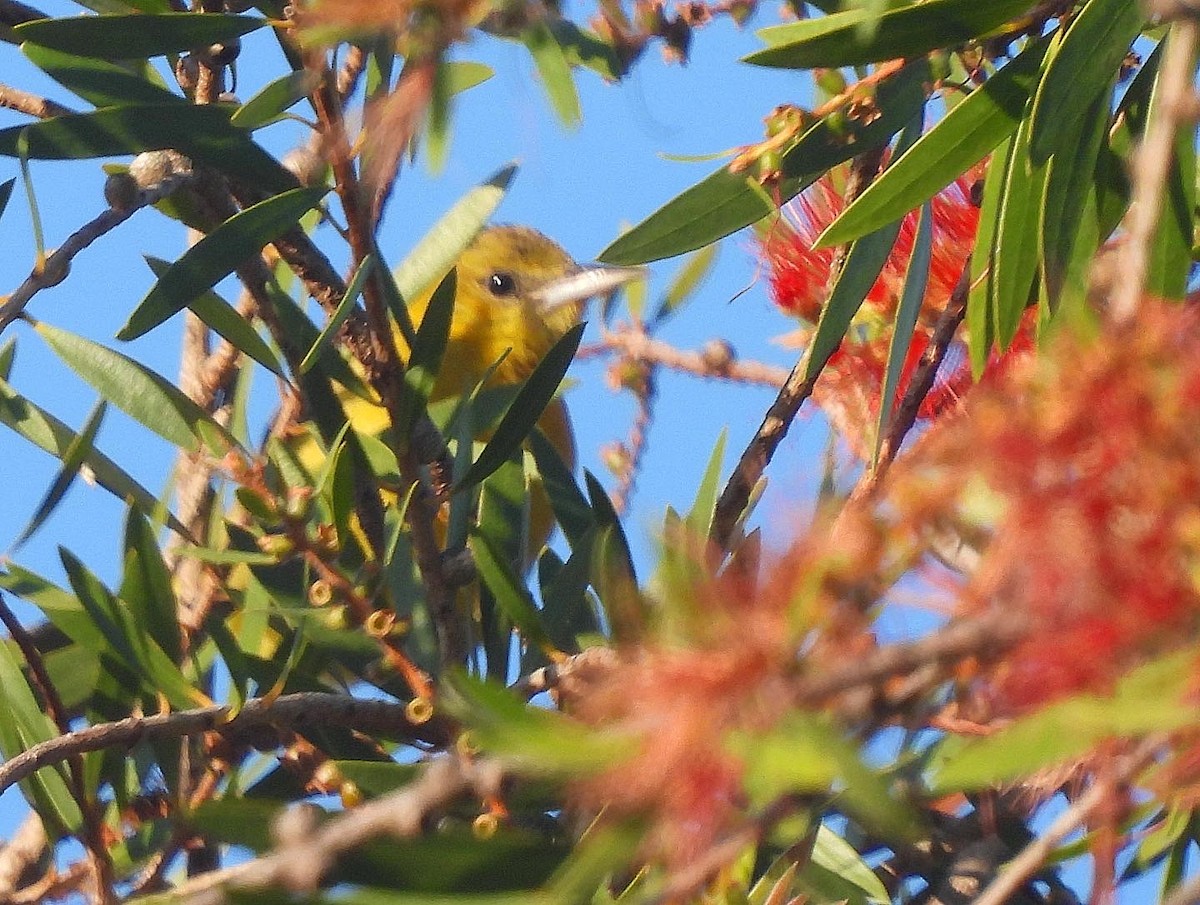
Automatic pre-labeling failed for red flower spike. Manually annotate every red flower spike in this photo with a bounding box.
[759,163,1003,451]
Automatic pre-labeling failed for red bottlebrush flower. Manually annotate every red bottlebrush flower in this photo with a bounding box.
[896,301,1200,711]
[760,164,1008,455]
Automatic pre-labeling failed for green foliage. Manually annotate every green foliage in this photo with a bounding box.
[0,2,1195,904]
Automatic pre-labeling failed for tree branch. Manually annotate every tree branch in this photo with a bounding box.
[0,692,450,796]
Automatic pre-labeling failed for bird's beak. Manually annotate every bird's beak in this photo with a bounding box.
[533,263,646,314]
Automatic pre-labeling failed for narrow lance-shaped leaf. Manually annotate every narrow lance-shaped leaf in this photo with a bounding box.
[815,37,1050,248]
[528,427,593,548]
[1040,80,1114,317]
[523,21,582,129]
[145,256,283,377]
[0,105,299,194]
[745,0,1038,70]
[684,427,727,539]
[874,202,931,465]
[1143,28,1198,301]
[0,338,14,381]
[967,137,1011,376]
[650,241,719,327]
[392,163,517,303]
[457,323,586,490]
[1028,0,1145,165]
[119,506,181,663]
[0,177,13,222]
[991,104,1045,350]
[300,254,374,374]
[120,186,329,340]
[600,59,932,265]
[35,321,237,455]
[0,638,83,836]
[14,13,264,59]
[12,399,107,552]
[231,70,323,130]
[802,112,924,382]
[396,269,455,438]
[23,44,186,109]
[470,530,556,659]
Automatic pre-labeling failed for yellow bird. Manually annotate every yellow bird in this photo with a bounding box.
[301,225,642,554]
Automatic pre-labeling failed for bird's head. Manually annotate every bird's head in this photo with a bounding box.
[443,225,643,388]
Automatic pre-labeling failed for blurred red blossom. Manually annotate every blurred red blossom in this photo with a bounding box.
[564,518,883,868]
[895,301,1200,711]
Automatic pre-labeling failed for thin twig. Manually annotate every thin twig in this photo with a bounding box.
[709,360,819,551]
[171,756,493,902]
[971,736,1166,905]
[610,363,656,515]
[791,611,1025,708]
[0,83,73,119]
[0,691,447,796]
[306,55,463,667]
[710,144,888,552]
[1109,16,1200,322]
[0,173,197,331]
[0,813,46,897]
[579,327,791,387]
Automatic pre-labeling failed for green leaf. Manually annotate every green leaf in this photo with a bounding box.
[119,506,181,663]
[684,428,726,538]
[874,202,930,464]
[931,651,1200,792]
[534,542,599,658]
[733,712,919,841]
[803,825,891,905]
[231,70,322,129]
[745,0,1037,69]
[120,186,328,340]
[523,21,581,129]
[599,59,931,264]
[803,215,902,381]
[300,254,373,374]
[549,19,621,80]
[816,38,1049,248]
[967,138,1010,376]
[443,672,626,775]
[0,637,83,837]
[0,376,186,535]
[528,427,593,548]
[15,13,264,59]
[0,105,298,195]
[0,338,14,381]
[458,323,585,490]
[23,44,184,108]
[990,106,1044,349]
[650,241,718,327]
[396,269,455,436]
[1028,0,1145,165]
[60,548,200,710]
[0,565,109,654]
[12,399,107,551]
[144,256,283,377]
[0,178,13,222]
[470,530,555,657]
[1040,81,1113,316]
[1144,30,1197,301]
[35,321,236,454]
[392,163,517,303]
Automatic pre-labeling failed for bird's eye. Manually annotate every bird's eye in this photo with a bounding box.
[488,271,517,297]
